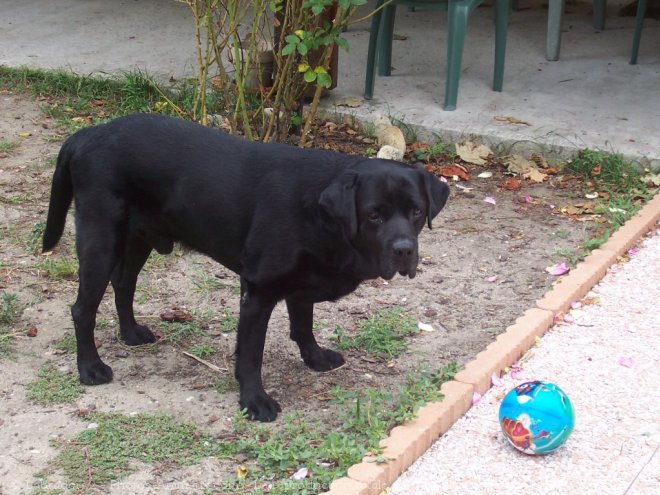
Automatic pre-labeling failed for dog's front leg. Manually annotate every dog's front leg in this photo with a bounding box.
[286,298,345,371]
[235,279,280,421]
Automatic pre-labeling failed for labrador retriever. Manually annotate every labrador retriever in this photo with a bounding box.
[43,113,449,421]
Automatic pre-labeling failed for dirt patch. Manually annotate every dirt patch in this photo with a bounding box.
[0,91,597,493]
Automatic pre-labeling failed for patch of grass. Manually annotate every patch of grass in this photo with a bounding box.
[28,222,46,254]
[563,149,642,193]
[390,116,417,144]
[187,343,215,358]
[0,138,17,155]
[232,362,458,493]
[220,310,239,333]
[334,306,418,358]
[54,332,77,354]
[49,412,235,489]
[1,292,21,357]
[26,364,85,405]
[159,320,207,345]
[553,247,582,267]
[552,229,572,240]
[35,256,78,280]
[214,375,239,393]
[412,139,455,163]
[0,192,33,204]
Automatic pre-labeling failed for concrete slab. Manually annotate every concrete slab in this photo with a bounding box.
[1,0,659,164]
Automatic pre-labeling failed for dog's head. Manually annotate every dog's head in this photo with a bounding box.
[320,159,449,280]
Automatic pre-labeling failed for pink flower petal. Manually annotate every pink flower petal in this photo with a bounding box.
[472,391,482,406]
[549,204,556,209]
[486,275,498,283]
[571,301,582,309]
[291,467,308,480]
[510,365,525,380]
[618,356,634,368]
[491,373,504,387]
[628,247,639,256]
[546,262,570,276]
[524,195,533,203]
[563,314,575,324]
[483,196,497,205]
[440,176,448,183]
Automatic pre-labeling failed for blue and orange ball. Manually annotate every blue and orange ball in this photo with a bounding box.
[499,381,575,455]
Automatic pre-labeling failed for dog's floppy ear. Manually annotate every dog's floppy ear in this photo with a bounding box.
[416,164,450,229]
[319,172,358,238]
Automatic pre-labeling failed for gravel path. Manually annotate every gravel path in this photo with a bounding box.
[390,229,660,495]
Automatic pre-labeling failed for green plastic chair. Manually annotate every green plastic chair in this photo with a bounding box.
[364,0,509,111]
[545,0,648,64]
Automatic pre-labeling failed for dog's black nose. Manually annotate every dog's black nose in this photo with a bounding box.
[393,238,415,259]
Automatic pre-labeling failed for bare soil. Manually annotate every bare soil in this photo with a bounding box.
[0,91,596,494]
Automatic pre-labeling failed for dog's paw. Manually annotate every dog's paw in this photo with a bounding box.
[120,324,156,346]
[239,391,281,422]
[78,360,113,385]
[303,347,345,372]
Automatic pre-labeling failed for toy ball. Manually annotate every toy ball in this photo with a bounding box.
[499,381,574,455]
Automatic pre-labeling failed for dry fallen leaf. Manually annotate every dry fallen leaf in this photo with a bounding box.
[455,141,492,165]
[504,155,548,183]
[437,165,470,181]
[500,177,522,190]
[334,96,362,108]
[494,115,531,126]
[26,325,38,337]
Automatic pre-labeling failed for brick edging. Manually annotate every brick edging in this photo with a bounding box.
[320,193,660,495]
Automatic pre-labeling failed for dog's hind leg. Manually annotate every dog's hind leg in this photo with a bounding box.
[286,298,345,372]
[111,237,156,345]
[72,217,123,385]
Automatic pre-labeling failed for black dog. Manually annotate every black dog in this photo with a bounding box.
[43,114,449,421]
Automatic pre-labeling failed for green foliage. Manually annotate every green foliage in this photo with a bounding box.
[214,375,240,393]
[26,364,85,405]
[335,307,418,358]
[412,140,452,162]
[51,412,235,488]
[35,256,78,280]
[54,332,77,354]
[232,362,457,493]
[563,149,643,193]
[28,222,46,255]
[1,292,21,357]
[159,320,207,345]
[0,138,17,155]
[188,343,215,358]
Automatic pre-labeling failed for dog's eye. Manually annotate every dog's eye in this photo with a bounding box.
[367,211,381,222]
[412,207,423,217]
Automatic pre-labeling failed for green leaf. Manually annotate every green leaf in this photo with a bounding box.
[304,71,317,83]
[335,36,350,52]
[312,5,324,15]
[297,43,309,56]
[317,72,332,88]
[281,44,296,56]
[338,0,351,9]
[284,34,300,45]
[351,0,368,5]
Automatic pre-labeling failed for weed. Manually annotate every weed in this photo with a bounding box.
[553,247,581,267]
[0,138,17,155]
[214,375,239,393]
[563,149,642,192]
[193,271,240,296]
[159,320,207,345]
[220,310,239,333]
[0,192,33,204]
[1,292,21,356]
[552,229,572,240]
[49,412,235,489]
[35,256,77,280]
[390,117,417,143]
[28,222,46,254]
[335,307,418,358]
[54,332,76,354]
[26,364,85,405]
[412,140,453,163]
[188,343,215,358]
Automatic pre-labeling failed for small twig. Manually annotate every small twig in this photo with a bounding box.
[183,351,228,373]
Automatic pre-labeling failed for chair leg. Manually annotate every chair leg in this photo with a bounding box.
[546,0,565,61]
[445,3,471,111]
[593,0,606,30]
[377,5,397,76]
[493,0,508,92]
[364,0,385,99]
[630,0,647,64]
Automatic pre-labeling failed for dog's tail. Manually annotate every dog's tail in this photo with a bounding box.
[42,134,79,252]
